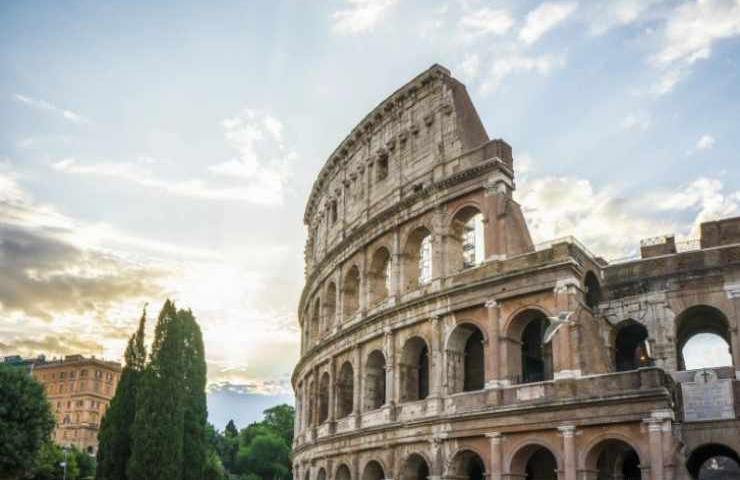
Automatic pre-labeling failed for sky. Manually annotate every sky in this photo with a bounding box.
[1,0,740,429]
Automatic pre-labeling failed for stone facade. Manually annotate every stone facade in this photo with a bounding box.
[292,65,740,480]
[32,354,121,454]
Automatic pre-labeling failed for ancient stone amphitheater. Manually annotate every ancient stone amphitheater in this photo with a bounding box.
[292,65,740,480]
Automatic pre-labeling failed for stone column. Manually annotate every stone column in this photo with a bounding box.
[328,357,336,433]
[485,300,502,387]
[429,315,444,414]
[486,432,503,480]
[553,278,581,380]
[384,327,396,419]
[726,285,740,379]
[644,418,663,480]
[353,346,362,427]
[662,419,674,480]
[558,426,577,480]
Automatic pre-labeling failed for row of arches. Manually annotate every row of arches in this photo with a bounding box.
[304,441,740,480]
[304,207,486,350]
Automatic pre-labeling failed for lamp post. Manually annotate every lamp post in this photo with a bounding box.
[61,445,69,480]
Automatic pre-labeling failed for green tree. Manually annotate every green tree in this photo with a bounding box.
[30,442,79,480]
[96,309,147,480]
[180,309,208,480]
[236,434,290,480]
[203,449,225,480]
[73,446,96,480]
[262,405,295,446]
[127,300,186,480]
[0,364,55,479]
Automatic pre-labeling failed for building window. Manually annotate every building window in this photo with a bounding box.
[376,156,388,182]
[462,213,485,268]
[330,200,338,225]
[80,369,88,377]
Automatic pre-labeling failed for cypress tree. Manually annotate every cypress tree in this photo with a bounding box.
[180,308,208,480]
[127,300,186,480]
[96,309,147,480]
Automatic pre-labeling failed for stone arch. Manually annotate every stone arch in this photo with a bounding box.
[614,319,651,371]
[317,468,327,480]
[402,226,433,291]
[343,265,361,320]
[307,379,315,426]
[325,281,337,330]
[304,467,311,480]
[364,349,387,411]
[446,322,486,393]
[675,305,733,370]
[583,437,643,480]
[312,297,321,344]
[505,308,553,384]
[400,336,430,402]
[336,463,352,480]
[584,270,602,310]
[449,204,485,271]
[507,441,561,480]
[400,452,431,480]
[369,246,392,305]
[687,443,740,479]
[337,361,354,418]
[319,371,330,423]
[362,460,386,480]
[447,448,486,480]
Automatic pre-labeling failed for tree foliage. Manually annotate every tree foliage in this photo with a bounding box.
[0,364,55,479]
[96,310,147,480]
[208,405,294,480]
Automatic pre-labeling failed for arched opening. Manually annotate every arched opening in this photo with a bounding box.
[450,207,485,271]
[317,468,327,480]
[676,305,734,371]
[336,464,352,480]
[687,444,740,479]
[585,439,642,480]
[325,282,337,330]
[318,372,330,423]
[304,469,311,480]
[400,337,430,402]
[343,266,361,320]
[337,361,354,418]
[369,247,392,305]
[510,445,558,480]
[403,227,433,291]
[307,380,315,426]
[449,450,485,480]
[400,454,430,480]
[614,320,652,372]
[585,271,602,310]
[364,350,386,411]
[519,312,552,384]
[312,298,321,344]
[362,461,385,480]
[446,323,485,394]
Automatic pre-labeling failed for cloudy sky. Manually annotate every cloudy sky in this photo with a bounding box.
[2,0,739,428]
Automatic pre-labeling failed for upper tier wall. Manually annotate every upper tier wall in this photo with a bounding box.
[303,65,512,276]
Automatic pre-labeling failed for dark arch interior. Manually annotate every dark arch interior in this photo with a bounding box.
[401,337,429,402]
[319,372,330,423]
[591,440,641,480]
[687,444,740,479]
[585,271,602,309]
[453,451,485,480]
[337,362,354,418]
[365,350,387,411]
[336,465,352,480]
[317,468,327,480]
[676,305,733,371]
[615,321,651,371]
[521,315,552,384]
[363,461,385,480]
[525,447,557,480]
[402,454,430,480]
[464,329,485,391]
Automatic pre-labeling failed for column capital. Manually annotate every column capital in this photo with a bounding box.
[557,425,576,437]
[485,299,500,309]
[485,432,502,441]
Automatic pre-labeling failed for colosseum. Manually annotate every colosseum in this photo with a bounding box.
[291,64,740,480]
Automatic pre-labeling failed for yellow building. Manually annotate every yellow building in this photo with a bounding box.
[32,354,121,454]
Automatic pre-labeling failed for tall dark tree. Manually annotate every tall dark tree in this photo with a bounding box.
[0,364,55,479]
[127,300,186,480]
[96,309,147,480]
[180,309,208,480]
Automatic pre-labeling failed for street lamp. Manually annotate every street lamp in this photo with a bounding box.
[60,445,69,480]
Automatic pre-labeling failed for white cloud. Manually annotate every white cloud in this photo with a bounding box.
[480,53,563,95]
[650,0,740,94]
[459,7,514,38]
[621,111,651,131]
[457,53,481,81]
[518,175,740,259]
[519,1,578,44]
[696,134,716,151]
[13,94,89,124]
[331,0,397,35]
[585,0,663,35]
